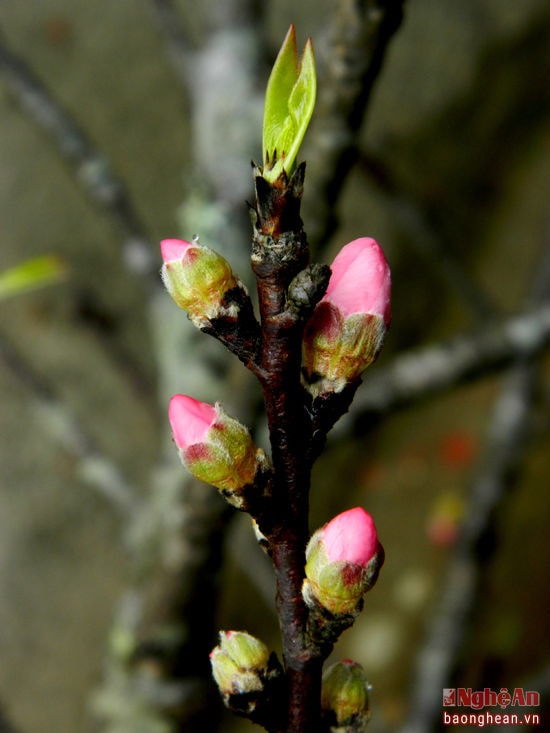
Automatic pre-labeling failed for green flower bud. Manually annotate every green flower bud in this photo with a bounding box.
[210,631,270,697]
[322,660,372,731]
[160,238,242,326]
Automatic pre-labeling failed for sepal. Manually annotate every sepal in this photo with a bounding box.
[303,305,387,396]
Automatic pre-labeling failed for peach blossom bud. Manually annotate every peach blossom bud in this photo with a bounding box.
[303,507,384,616]
[168,394,266,506]
[321,659,372,730]
[160,237,242,326]
[303,237,391,396]
[210,630,270,697]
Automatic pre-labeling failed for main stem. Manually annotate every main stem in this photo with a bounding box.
[251,168,323,733]
[260,313,321,733]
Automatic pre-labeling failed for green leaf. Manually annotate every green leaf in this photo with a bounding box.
[262,25,317,183]
[0,255,68,300]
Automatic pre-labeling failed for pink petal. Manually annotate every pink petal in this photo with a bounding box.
[160,238,194,263]
[325,238,391,324]
[168,394,217,448]
[322,507,378,566]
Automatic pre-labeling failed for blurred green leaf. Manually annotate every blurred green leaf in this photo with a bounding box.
[262,25,316,183]
[0,255,68,300]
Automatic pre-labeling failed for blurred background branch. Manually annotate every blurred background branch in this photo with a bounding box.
[397,225,550,733]
[0,2,549,733]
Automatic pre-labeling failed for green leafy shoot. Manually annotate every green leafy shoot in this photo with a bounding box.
[262,24,316,184]
[0,255,68,301]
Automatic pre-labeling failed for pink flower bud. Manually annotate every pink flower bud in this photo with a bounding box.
[303,237,391,396]
[160,237,241,326]
[169,393,217,447]
[169,394,266,505]
[325,237,391,324]
[303,507,384,616]
[323,507,379,566]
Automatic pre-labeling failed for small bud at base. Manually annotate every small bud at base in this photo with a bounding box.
[210,630,270,697]
[322,659,372,729]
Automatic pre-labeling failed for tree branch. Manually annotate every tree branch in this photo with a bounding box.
[250,168,322,733]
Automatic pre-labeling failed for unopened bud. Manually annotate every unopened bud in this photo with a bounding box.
[321,659,372,731]
[303,507,384,616]
[169,394,268,507]
[160,237,243,326]
[210,630,270,697]
[303,238,391,396]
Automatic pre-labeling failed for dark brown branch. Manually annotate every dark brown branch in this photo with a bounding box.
[248,166,362,731]
[251,169,321,733]
[199,284,263,369]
